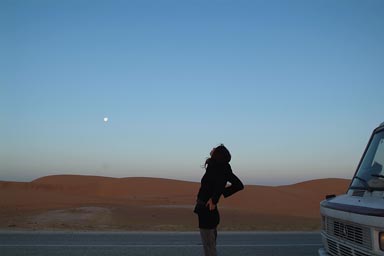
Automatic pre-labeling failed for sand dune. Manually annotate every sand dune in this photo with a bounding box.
[0,175,350,231]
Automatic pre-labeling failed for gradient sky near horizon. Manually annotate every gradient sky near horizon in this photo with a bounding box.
[1,0,384,185]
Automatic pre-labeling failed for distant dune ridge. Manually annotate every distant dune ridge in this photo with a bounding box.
[0,175,350,231]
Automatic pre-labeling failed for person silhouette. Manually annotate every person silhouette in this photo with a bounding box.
[194,144,244,256]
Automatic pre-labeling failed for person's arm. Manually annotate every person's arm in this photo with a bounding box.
[210,173,228,205]
[222,172,244,198]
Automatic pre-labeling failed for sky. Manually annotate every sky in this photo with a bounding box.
[1,0,384,185]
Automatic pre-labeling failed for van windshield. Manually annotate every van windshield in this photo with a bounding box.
[351,130,384,191]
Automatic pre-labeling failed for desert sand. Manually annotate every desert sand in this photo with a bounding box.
[0,175,350,231]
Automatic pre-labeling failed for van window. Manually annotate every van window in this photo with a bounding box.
[351,131,384,190]
[372,138,384,169]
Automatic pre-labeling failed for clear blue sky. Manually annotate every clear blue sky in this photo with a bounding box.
[1,0,383,185]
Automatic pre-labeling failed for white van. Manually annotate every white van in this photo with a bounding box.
[319,122,384,256]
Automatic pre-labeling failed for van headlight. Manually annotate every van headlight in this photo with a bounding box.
[380,232,384,251]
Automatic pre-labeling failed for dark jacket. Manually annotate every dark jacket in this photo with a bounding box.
[197,160,244,205]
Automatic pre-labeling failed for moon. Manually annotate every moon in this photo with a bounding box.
[103,117,109,123]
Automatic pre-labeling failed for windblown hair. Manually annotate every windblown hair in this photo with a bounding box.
[205,144,231,168]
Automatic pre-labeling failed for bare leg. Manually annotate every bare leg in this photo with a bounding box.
[200,228,217,256]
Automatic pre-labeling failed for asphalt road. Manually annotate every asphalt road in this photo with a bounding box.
[0,231,322,256]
